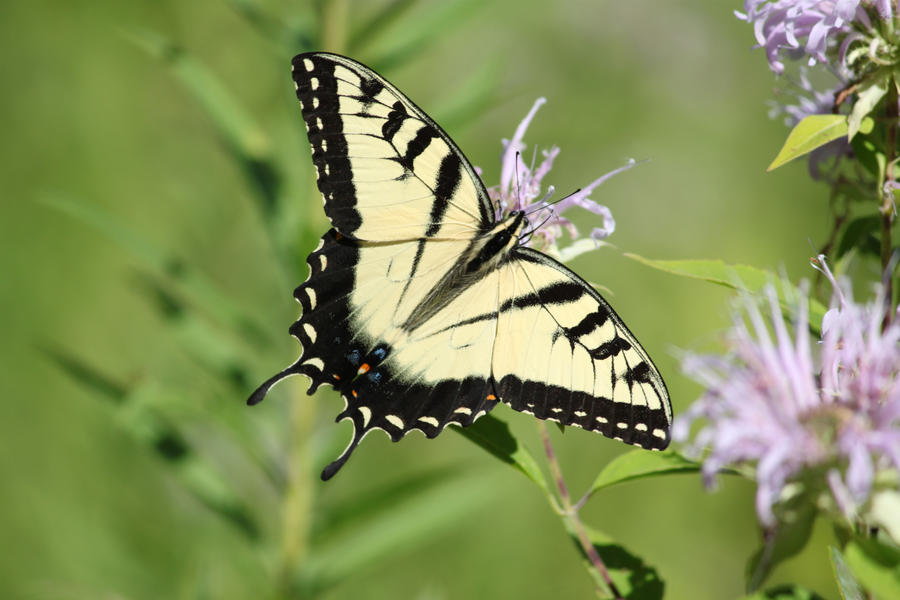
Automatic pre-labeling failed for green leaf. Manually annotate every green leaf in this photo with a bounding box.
[588,450,700,498]
[871,490,900,545]
[41,345,129,404]
[848,78,889,140]
[567,524,664,599]
[453,413,551,496]
[39,193,277,348]
[830,546,865,600]
[311,466,461,540]
[228,0,310,53]
[298,473,490,594]
[837,216,882,259]
[746,502,817,592]
[347,0,418,53]
[431,59,501,133]
[624,254,828,334]
[844,539,900,599]
[126,28,282,220]
[767,114,848,171]
[366,0,483,73]
[47,351,261,540]
[132,270,261,392]
[849,132,883,178]
[740,584,828,600]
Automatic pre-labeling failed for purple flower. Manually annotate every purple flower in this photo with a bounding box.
[675,256,900,527]
[486,98,635,261]
[736,1,895,74]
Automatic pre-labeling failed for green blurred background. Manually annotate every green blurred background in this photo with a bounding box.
[1,1,839,598]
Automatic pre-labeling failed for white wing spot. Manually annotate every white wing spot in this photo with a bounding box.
[526,402,534,408]
[418,416,439,427]
[454,407,472,416]
[316,116,323,130]
[652,428,667,439]
[302,357,324,370]
[385,414,404,429]
[302,323,317,343]
[319,254,327,270]
[305,287,317,308]
[596,416,609,424]
[574,411,587,417]
[551,408,563,414]
[617,422,629,430]
[303,58,314,71]
[359,406,372,427]
[310,77,319,90]
[321,138,328,152]
[635,423,648,432]
[313,96,320,109]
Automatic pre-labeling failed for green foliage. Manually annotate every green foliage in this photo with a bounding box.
[566,525,664,600]
[745,500,818,592]
[848,79,888,140]
[768,115,851,171]
[454,414,551,496]
[740,584,828,600]
[842,537,900,599]
[588,450,700,498]
[624,254,828,334]
[830,546,865,600]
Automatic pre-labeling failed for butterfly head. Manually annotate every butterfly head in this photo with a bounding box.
[464,211,526,274]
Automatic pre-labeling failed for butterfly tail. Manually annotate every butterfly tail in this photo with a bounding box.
[246,363,301,406]
[321,425,366,480]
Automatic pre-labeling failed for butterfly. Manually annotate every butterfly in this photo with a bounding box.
[248,52,671,480]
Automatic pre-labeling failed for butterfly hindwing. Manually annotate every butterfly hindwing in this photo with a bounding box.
[493,248,671,449]
[260,229,501,479]
[292,53,493,240]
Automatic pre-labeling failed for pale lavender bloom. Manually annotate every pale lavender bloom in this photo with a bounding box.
[486,98,634,257]
[736,1,894,74]
[675,256,900,527]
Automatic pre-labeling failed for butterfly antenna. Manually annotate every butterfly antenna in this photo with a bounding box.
[520,205,558,245]
[513,151,523,211]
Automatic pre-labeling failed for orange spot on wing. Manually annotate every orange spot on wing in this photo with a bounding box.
[333,374,341,381]
[358,363,370,374]
[486,394,497,401]
[351,390,358,398]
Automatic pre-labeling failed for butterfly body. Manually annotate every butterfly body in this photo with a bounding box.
[249,53,672,479]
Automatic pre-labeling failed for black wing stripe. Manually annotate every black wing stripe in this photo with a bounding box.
[427,153,463,237]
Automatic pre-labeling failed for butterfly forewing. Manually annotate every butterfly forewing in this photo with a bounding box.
[292,53,492,241]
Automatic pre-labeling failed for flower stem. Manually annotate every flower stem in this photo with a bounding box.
[278,382,316,598]
[537,422,623,600]
[318,0,348,53]
[880,83,897,318]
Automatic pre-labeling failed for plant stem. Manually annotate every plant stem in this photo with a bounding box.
[880,83,898,319]
[278,381,316,598]
[318,0,348,53]
[537,422,623,600]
